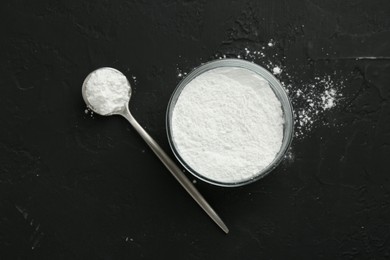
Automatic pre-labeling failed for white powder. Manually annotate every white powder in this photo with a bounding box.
[272,66,282,75]
[171,67,284,183]
[321,89,337,110]
[284,76,343,138]
[84,68,130,115]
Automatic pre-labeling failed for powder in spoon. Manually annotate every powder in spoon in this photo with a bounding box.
[171,67,284,183]
[84,68,130,115]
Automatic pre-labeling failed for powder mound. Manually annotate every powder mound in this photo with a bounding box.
[84,68,130,115]
[171,67,284,183]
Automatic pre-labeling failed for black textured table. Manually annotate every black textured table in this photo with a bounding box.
[1,1,390,259]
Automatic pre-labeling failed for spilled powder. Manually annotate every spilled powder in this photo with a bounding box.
[176,40,346,140]
[283,75,343,137]
[272,66,282,75]
[268,39,275,47]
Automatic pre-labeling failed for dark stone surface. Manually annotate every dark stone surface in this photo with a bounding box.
[1,0,390,259]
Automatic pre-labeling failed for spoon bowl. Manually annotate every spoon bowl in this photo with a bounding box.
[82,67,132,116]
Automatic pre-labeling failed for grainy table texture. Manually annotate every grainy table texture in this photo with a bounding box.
[1,0,390,259]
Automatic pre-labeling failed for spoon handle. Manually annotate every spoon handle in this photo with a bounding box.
[122,109,229,234]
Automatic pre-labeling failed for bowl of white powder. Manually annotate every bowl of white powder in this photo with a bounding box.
[166,59,293,187]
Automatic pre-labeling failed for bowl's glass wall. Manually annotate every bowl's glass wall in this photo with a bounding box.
[166,59,294,187]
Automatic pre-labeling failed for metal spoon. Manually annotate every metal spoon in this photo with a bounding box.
[82,67,229,234]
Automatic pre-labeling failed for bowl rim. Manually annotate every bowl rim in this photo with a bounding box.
[166,58,294,187]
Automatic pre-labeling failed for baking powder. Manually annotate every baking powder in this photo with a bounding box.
[171,67,284,183]
[84,68,130,115]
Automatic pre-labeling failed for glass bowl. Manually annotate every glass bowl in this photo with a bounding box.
[166,59,294,187]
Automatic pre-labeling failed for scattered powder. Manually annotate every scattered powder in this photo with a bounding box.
[322,88,337,110]
[272,66,282,75]
[131,75,137,85]
[176,68,187,79]
[174,41,346,139]
[171,67,284,183]
[283,148,295,164]
[84,108,95,118]
[84,68,130,115]
[124,237,134,242]
[283,75,344,137]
